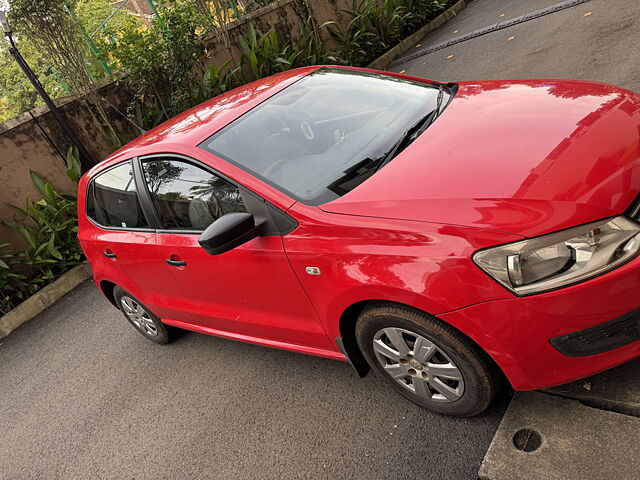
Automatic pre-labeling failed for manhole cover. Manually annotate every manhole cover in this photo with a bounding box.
[512,428,543,452]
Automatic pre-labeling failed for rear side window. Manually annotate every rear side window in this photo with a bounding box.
[87,162,149,229]
[142,159,246,231]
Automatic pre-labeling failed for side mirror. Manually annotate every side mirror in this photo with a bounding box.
[198,212,260,255]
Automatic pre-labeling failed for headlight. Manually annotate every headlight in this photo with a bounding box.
[473,216,640,296]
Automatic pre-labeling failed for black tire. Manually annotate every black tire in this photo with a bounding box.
[113,286,177,344]
[355,303,499,417]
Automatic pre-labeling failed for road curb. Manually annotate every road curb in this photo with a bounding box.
[367,0,466,71]
[0,264,92,339]
[544,358,640,417]
[479,391,640,480]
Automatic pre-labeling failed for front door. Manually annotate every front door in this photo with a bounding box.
[139,156,333,351]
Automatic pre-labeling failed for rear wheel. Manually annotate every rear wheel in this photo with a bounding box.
[114,286,176,344]
[355,304,499,417]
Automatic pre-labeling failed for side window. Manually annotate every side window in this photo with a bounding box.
[87,162,149,229]
[142,159,246,231]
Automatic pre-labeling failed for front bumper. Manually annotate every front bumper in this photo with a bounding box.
[438,254,640,390]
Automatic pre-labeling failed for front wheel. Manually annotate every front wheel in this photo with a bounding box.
[355,304,500,417]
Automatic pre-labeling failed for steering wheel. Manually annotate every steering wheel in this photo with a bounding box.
[279,110,317,143]
[300,119,315,141]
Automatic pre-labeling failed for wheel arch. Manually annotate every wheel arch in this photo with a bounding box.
[338,299,509,386]
[98,280,118,308]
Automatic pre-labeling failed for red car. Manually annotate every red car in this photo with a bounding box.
[78,66,640,416]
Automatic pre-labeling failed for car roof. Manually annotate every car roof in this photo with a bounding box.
[86,65,323,177]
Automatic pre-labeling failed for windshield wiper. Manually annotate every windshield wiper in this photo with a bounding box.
[373,83,447,173]
[327,84,449,196]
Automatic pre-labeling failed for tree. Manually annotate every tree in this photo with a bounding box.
[0,0,142,124]
[0,28,69,122]
[104,1,207,130]
[8,0,124,145]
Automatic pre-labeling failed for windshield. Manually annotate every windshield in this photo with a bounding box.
[199,68,448,206]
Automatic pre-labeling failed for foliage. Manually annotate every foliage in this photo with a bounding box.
[329,0,448,66]
[9,0,94,93]
[238,23,301,81]
[403,0,448,31]
[0,0,139,123]
[185,0,242,29]
[1,147,84,315]
[66,146,82,183]
[73,0,139,39]
[0,243,28,315]
[291,16,338,67]
[104,1,207,130]
[9,0,122,146]
[200,60,241,100]
[0,34,69,123]
[237,16,337,81]
[326,19,379,67]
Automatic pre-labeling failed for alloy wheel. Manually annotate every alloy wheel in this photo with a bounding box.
[372,327,464,403]
[120,296,159,337]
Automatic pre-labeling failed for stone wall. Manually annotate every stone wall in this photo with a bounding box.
[0,79,140,248]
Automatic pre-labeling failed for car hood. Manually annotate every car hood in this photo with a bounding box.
[320,79,640,238]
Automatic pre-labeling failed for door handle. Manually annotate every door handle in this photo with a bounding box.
[103,250,117,258]
[166,258,187,267]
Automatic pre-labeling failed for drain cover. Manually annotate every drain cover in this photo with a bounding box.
[512,428,543,452]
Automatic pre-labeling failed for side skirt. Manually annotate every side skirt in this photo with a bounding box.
[162,317,346,361]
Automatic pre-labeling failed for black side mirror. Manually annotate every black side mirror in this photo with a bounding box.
[198,212,261,255]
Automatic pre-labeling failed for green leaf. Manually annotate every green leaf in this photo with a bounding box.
[5,203,29,217]
[66,146,82,183]
[18,226,37,250]
[30,171,47,197]
[3,219,21,229]
[247,23,257,46]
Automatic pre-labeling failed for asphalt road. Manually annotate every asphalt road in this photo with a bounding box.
[2,0,640,478]
[391,0,640,92]
[0,282,508,479]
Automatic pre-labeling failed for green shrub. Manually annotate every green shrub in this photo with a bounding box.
[238,23,301,81]
[1,147,84,315]
[200,60,242,100]
[105,1,206,130]
[329,0,448,66]
[292,17,338,67]
[105,0,448,130]
[0,243,28,314]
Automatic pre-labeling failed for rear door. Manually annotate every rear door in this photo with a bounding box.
[84,159,187,316]
[137,154,333,351]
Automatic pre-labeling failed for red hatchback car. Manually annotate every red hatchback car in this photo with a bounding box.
[78,66,640,416]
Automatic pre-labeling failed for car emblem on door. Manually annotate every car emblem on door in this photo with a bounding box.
[305,266,321,275]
